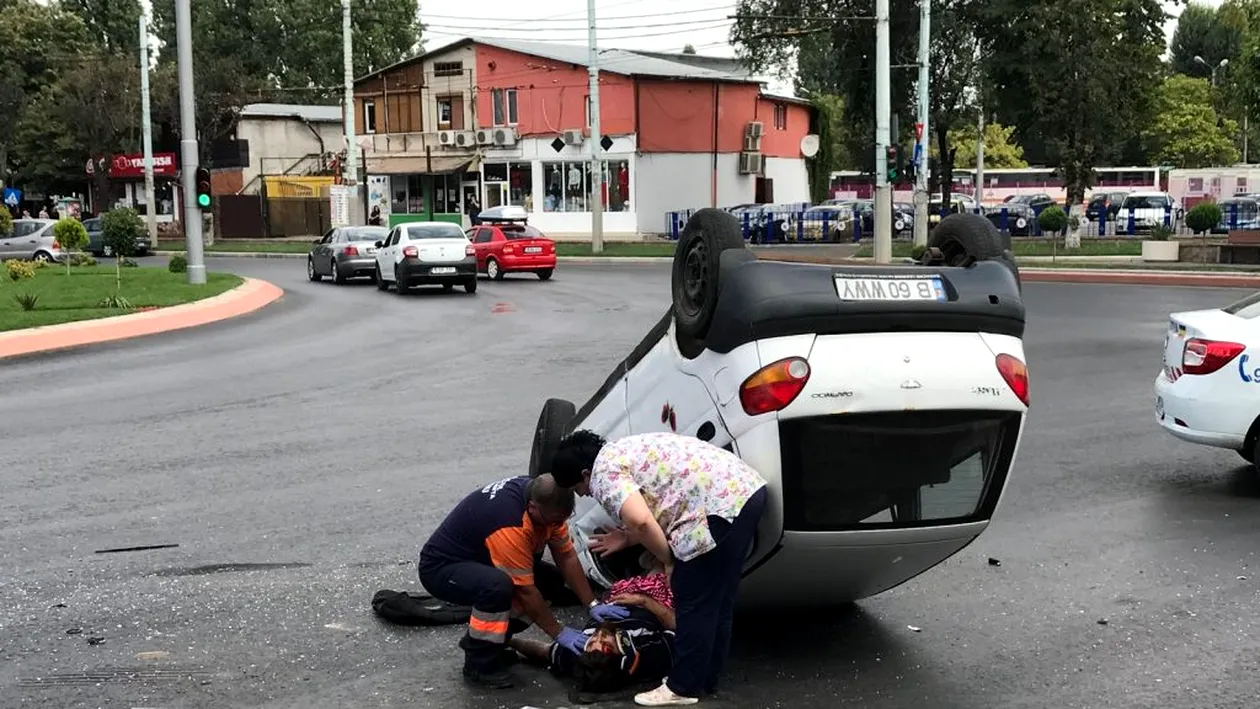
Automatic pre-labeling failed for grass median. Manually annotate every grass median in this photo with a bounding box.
[0,263,242,332]
[162,239,679,258]
[854,238,1147,259]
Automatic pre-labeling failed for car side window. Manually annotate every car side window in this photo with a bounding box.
[475,228,492,243]
[387,229,400,246]
[320,230,334,244]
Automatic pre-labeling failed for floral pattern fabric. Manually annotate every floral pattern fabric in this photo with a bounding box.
[606,572,674,608]
[589,432,767,562]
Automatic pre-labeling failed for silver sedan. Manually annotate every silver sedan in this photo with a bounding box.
[308,226,389,284]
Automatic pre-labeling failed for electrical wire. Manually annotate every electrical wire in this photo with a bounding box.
[422,17,734,34]
[417,3,733,23]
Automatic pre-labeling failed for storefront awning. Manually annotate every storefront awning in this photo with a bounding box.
[365,154,479,175]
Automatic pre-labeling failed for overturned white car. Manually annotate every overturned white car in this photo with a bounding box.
[529,209,1030,607]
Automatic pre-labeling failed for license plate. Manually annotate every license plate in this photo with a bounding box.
[430,266,456,274]
[834,274,946,302]
[524,246,542,254]
[367,247,377,254]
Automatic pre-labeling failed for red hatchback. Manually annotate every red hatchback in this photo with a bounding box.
[468,218,557,281]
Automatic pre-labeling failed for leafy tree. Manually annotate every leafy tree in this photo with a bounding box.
[1187,201,1223,233]
[101,207,144,298]
[977,0,1167,205]
[807,93,851,202]
[9,87,87,196]
[51,54,142,210]
[1172,2,1243,77]
[1145,74,1239,167]
[61,0,144,55]
[52,217,89,274]
[0,1,91,184]
[946,122,1029,169]
[683,44,697,54]
[0,205,11,237]
[1038,205,1067,234]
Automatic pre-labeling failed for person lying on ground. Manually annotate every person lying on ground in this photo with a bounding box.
[417,474,599,689]
[509,570,677,695]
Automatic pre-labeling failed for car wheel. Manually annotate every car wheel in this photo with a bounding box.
[331,259,345,284]
[394,265,409,295]
[308,257,322,282]
[487,258,504,281]
[928,212,1020,290]
[894,219,905,232]
[1239,448,1255,464]
[536,268,553,281]
[464,278,477,294]
[528,398,577,479]
[671,208,745,343]
[33,251,52,263]
[375,264,388,290]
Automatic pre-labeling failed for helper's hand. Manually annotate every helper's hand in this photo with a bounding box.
[589,527,632,557]
[607,593,649,608]
[555,626,588,655]
[590,603,631,622]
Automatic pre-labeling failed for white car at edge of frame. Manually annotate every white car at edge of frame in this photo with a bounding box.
[526,208,1032,609]
[1154,291,1260,465]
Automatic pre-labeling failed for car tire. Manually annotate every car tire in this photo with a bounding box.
[375,265,388,290]
[464,278,477,294]
[331,259,345,284]
[528,398,577,479]
[394,266,409,295]
[308,257,321,282]
[671,208,745,343]
[536,268,553,281]
[929,212,1021,290]
[33,251,53,263]
[487,258,504,281]
[1238,448,1255,464]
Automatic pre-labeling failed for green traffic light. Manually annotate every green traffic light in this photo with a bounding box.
[197,194,211,208]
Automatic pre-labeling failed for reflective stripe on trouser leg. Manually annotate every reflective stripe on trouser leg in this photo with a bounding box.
[468,608,511,643]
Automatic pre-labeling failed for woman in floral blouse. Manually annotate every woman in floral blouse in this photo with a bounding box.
[552,430,768,707]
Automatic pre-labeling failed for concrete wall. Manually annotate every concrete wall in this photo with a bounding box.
[236,117,344,194]
[422,43,478,132]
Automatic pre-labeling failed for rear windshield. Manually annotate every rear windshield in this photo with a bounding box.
[778,411,1019,530]
[1122,195,1168,209]
[1223,291,1260,319]
[501,225,546,239]
[405,225,465,239]
[344,227,387,241]
[1087,196,1107,207]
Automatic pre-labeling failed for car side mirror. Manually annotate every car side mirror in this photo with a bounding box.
[375,240,383,248]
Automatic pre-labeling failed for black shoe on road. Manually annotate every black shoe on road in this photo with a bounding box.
[463,667,514,689]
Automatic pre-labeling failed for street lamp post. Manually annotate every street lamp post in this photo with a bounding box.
[1194,56,1246,162]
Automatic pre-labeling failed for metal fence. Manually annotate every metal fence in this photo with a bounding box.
[664,203,1260,243]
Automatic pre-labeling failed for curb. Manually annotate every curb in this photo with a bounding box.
[1018,269,1260,288]
[0,277,285,360]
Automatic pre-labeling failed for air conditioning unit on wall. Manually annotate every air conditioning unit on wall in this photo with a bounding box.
[454,131,474,148]
[493,127,518,146]
[746,121,764,138]
[437,130,456,147]
[743,134,762,152]
[476,129,494,145]
[563,129,584,145]
[738,151,764,175]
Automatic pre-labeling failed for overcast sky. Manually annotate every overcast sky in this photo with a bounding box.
[416,0,1204,91]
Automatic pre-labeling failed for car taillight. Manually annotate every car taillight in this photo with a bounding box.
[740,357,811,416]
[465,244,475,256]
[343,245,358,256]
[52,239,60,249]
[995,353,1029,406]
[504,244,515,254]
[1182,338,1245,375]
[403,245,418,258]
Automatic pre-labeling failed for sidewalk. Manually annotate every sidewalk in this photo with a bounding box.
[0,278,284,360]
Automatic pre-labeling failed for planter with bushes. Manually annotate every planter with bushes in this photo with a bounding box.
[1141,225,1179,261]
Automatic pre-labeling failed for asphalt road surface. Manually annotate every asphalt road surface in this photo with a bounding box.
[3,257,1259,709]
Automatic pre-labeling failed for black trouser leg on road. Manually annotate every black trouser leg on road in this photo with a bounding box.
[418,560,516,675]
[532,556,582,607]
[667,487,768,698]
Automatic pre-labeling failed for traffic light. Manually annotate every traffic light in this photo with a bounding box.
[195,167,212,210]
[886,145,899,182]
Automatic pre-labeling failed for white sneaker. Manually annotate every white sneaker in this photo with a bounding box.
[635,681,699,706]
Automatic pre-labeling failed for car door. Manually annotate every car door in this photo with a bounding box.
[313,229,335,274]
[375,227,397,279]
[0,220,27,259]
[472,227,494,270]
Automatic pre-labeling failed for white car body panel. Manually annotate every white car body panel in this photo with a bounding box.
[375,222,471,282]
[1154,300,1260,451]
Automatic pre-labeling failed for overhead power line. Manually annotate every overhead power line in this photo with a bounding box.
[420,4,734,23]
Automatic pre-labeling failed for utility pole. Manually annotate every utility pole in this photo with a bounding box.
[341,0,358,193]
[587,0,605,254]
[912,0,930,247]
[174,0,205,284]
[975,103,985,207]
[873,0,892,263]
[138,3,158,252]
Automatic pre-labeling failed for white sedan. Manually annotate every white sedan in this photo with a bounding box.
[373,221,478,295]
[1154,292,1260,464]
[528,209,1031,608]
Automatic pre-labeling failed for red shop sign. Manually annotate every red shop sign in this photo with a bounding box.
[86,152,179,179]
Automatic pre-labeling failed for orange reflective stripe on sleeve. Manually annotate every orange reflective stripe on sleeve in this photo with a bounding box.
[485,524,536,587]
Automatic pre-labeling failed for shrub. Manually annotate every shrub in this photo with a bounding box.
[13,291,38,311]
[1037,206,1068,235]
[910,243,928,261]
[0,205,12,238]
[31,258,48,269]
[169,254,188,273]
[53,217,89,254]
[70,253,97,267]
[101,207,144,259]
[1186,201,1222,234]
[6,259,36,281]
[1150,225,1174,241]
[121,258,138,268]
